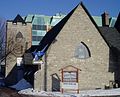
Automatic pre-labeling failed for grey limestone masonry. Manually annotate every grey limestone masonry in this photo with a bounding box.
[5,22,32,85]
[37,5,114,91]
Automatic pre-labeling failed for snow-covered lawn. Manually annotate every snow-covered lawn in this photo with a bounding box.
[11,79,120,96]
[10,79,32,90]
[18,88,120,97]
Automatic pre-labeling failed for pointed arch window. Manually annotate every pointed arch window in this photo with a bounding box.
[74,42,91,59]
[16,31,23,41]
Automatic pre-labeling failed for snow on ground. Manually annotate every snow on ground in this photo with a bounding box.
[19,88,56,96]
[10,79,32,91]
[79,88,120,96]
[18,88,120,97]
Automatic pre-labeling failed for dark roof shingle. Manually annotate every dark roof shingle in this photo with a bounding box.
[99,27,120,50]
[115,13,120,32]
[13,14,26,24]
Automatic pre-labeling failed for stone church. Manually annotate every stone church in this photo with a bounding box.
[35,2,120,91]
[4,2,120,92]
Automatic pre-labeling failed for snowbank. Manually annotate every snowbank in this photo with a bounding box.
[79,88,120,96]
[10,79,32,90]
[18,88,120,97]
[19,88,55,96]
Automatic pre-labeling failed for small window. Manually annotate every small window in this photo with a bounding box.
[32,36,43,41]
[75,42,91,59]
[16,32,23,42]
[32,25,46,30]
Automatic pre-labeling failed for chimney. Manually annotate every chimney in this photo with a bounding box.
[101,12,109,26]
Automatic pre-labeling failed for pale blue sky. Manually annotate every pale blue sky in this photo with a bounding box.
[0,0,119,19]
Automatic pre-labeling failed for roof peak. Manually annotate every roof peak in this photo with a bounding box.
[13,14,26,24]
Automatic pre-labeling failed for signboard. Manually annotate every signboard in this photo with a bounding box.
[63,72,77,82]
[62,71,78,89]
[61,82,78,89]
[60,65,80,93]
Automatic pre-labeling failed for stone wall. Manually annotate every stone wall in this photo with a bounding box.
[5,22,32,85]
[42,4,114,91]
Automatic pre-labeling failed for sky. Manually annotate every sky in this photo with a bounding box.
[0,0,120,20]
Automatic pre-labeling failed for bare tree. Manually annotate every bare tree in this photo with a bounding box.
[0,19,26,65]
[6,33,26,57]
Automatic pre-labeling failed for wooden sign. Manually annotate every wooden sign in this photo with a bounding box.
[60,65,81,93]
[62,71,78,89]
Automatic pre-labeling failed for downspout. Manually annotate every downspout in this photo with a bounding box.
[44,52,47,91]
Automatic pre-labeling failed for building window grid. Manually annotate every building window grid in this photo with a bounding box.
[32,25,47,30]
[32,36,43,41]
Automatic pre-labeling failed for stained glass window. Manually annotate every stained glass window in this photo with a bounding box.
[75,42,91,59]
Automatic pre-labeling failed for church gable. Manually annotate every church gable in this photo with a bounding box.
[46,3,112,91]
[50,3,109,59]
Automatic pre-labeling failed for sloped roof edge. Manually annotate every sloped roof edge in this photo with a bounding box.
[37,2,110,54]
[114,12,120,32]
[37,3,80,52]
[80,2,110,47]
[13,14,26,24]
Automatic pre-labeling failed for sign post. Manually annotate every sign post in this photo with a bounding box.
[60,65,81,94]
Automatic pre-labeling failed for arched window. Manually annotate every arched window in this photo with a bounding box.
[16,31,23,42]
[74,42,91,59]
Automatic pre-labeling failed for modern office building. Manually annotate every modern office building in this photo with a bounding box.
[24,13,65,45]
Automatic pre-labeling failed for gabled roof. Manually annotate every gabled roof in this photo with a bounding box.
[36,2,110,53]
[13,14,26,24]
[36,2,80,52]
[59,65,81,71]
[99,27,120,50]
[115,13,120,32]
